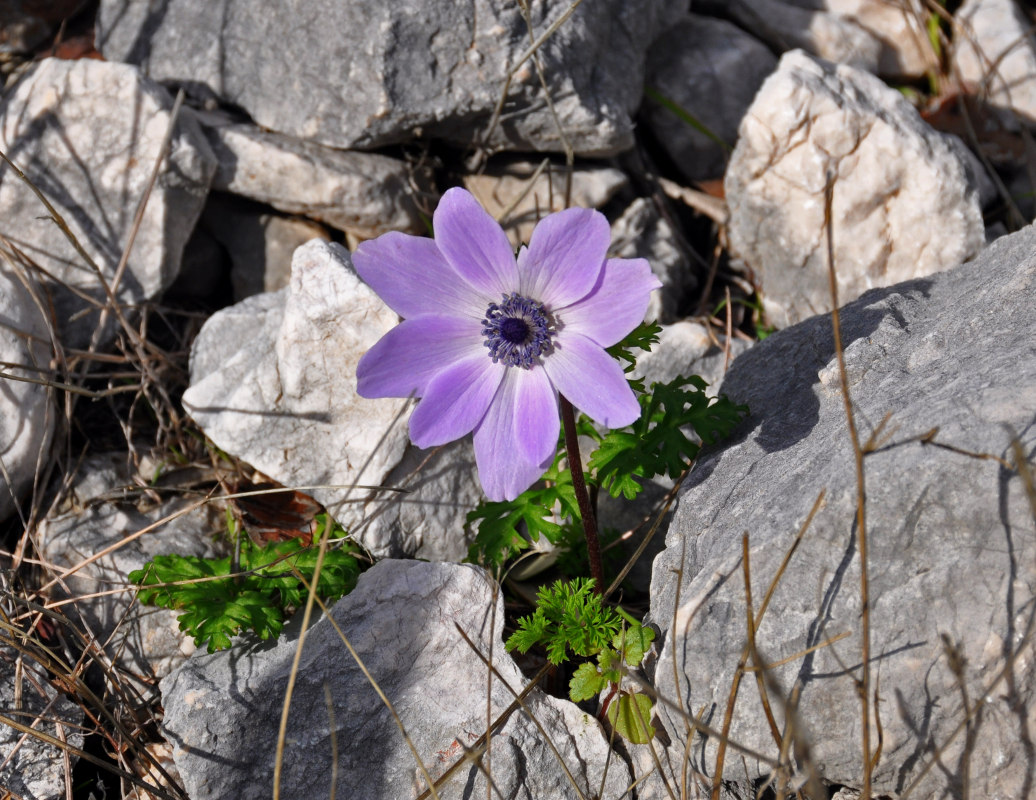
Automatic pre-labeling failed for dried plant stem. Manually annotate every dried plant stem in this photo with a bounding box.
[559,396,603,591]
[823,173,873,797]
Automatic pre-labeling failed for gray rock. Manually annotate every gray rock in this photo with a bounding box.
[0,262,52,521]
[954,0,1036,127]
[722,0,883,72]
[649,224,1036,797]
[0,646,83,800]
[630,321,752,393]
[463,158,627,247]
[182,239,412,555]
[718,0,936,77]
[725,50,985,328]
[199,192,330,301]
[610,198,697,324]
[161,560,630,800]
[37,453,224,687]
[97,0,677,157]
[199,112,427,237]
[642,14,777,183]
[0,58,216,347]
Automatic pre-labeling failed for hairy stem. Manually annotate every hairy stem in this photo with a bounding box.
[559,396,604,592]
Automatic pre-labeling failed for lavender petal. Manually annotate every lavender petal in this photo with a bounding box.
[557,257,661,347]
[543,332,641,428]
[434,187,518,298]
[517,207,610,309]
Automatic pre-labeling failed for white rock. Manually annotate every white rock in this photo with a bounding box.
[182,240,410,552]
[808,0,935,77]
[199,112,427,237]
[954,0,1036,125]
[0,262,52,521]
[0,58,216,347]
[725,50,985,328]
[463,159,627,247]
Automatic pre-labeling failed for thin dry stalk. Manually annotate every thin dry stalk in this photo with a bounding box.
[823,172,875,798]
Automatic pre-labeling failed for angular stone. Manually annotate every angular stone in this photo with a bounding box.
[725,50,985,328]
[0,646,83,800]
[818,0,936,77]
[642,14,777,183]
[38,453,224,686]
[719,0,883,72]
[610,198,697,323]
[0,260,52,521]
[463,158,627,247]
[0,59,214,346]
[198,192,330,301]
[161,560,630,799]
[97,0,677,157]
[649,225,1036,798]
[954,0,1036,125]
[0,57,216,347]
[199,112,427,237]
[182,239,411,554]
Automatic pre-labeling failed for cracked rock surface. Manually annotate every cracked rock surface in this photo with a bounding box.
[161,560,630,800]
[650,223,1036,798]
[725,50,985,328]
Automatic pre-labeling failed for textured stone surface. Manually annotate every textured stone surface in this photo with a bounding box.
[161,560,629,800]
[97,0,676,156]
[463,158,627,247]
[0,646,83,800]
[718,0,936,77]
[199,192,330,301]
[0,57,215,346]
[199,112,427,237]
[954,0,1036,126]
[0,261,52,521]
[721,0,883,72]
[642,14,776,183]
[725,50,985,328]
[610,198,697,324]
[38,453,223,687]
[649,225,1036,797]
[182,239,411,554]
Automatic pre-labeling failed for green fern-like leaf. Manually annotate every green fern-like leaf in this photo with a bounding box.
[590,375,747,499]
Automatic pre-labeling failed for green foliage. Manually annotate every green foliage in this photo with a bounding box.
[590,375,747,500]
[466,454,582,569]
[606,693,656,744]
[130,523,361,653]
[506,578,621,664]
[606,321,662,393]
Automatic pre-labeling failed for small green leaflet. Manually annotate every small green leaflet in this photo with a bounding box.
[606,693,655,744]
[590,375,747,500]
[130,538,361,653]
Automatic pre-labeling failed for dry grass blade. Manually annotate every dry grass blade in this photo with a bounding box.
[453,624,588,800]
[823,171,875,798]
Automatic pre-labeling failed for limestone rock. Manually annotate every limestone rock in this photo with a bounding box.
[720,0,883,72]
[182,239,412,555]
[463,158,627,247]
[610,198,697,323]
[38,453,224,686]
[725,50,985,328]
[642,14,777,183]
[0,57,216,346]
[649,224,1036,798]
[199,112,427,237]
[161,560,630,799]
[0,646,83,800]
[199,192,330,301]
[0,261,52,521]
[954,0,1036,126]
[97,0,678,156]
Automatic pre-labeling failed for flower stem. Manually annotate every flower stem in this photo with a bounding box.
[559,396,604,593]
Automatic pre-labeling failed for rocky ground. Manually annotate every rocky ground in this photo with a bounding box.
[1,1,1035,798]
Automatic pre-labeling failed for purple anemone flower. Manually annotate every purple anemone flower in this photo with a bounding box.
[355,187,661,501]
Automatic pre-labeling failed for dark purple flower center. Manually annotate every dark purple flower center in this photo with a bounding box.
[481,292,555,369]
